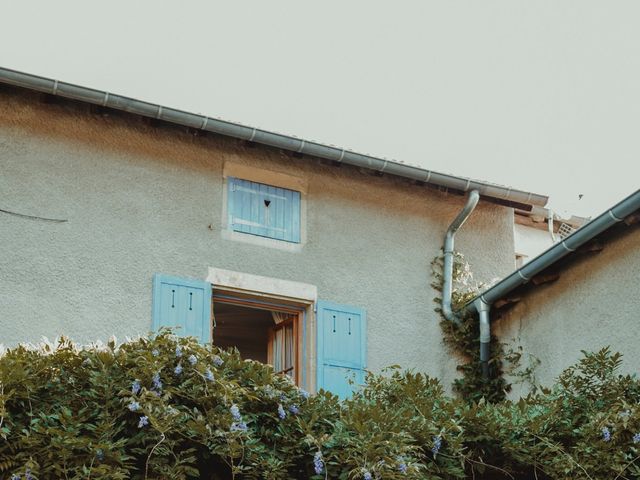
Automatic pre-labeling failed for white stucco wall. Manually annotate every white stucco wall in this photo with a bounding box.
[0,89,516,389]
[495,225,640,397]
[514,223,554,264]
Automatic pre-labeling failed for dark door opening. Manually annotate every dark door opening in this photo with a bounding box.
[213,299,300,383]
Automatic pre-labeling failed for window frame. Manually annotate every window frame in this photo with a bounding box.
[207,268,317,391]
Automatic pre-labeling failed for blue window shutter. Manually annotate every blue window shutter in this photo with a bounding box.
[228,177,301,243]
[316,300,367,399]
[152,274,212,344]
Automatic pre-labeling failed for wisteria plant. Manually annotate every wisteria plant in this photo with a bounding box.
[1,330,640,479]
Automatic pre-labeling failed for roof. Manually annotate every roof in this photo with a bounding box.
[0,66,548,211]
[466,188,640,314]
[515,205,590,229]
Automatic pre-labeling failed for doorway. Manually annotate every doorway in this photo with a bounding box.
[213,297,302,384]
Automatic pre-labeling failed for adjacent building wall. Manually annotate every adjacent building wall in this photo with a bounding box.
[0,88,515,388]
[514,223,554,265]
[495,226,640,397]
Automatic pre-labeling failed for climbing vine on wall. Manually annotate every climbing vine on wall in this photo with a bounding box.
[431,251,510,403]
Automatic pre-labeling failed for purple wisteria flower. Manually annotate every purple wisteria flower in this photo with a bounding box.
[633,432,640,444]
[213,355,224,367]
[152,372,162,391]
[432,435,442,456]
[289,404,300,415]
[363,470,372,480]
[602,427,611,442]
[131,379,141,395]
[313,451,324,475]
[138,415,149,428]
[277,404,287,420]
[128,401,140,412]
[230,421,248,432]
[230,404,242,421]
[175,345,182,358]
[188,354,197,365]
[205,369,215,382]
[299,388,311,400]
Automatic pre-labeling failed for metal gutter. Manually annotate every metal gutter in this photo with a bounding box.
[464,188,640,377]
[0,67,548,209]
[467,188,640,313]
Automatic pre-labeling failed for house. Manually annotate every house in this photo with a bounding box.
[0,67,548,398]
[465,189,640,395]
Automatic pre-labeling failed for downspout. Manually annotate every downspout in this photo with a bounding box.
[547,209,556,243]
[463,188,640,379]
[475,298,491,378]
[442,190,480,323]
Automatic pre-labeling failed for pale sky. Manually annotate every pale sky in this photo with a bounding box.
[2,1,638,217]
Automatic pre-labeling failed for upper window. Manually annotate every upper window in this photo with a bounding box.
[227,177,301,243]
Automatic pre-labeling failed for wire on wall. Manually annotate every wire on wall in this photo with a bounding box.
[0,208,68,223]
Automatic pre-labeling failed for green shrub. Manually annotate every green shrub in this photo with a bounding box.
[1,332,639,479]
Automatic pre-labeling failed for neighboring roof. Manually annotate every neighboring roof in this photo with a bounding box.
[515,205,590,230]
[466,189,640,314]
[0,66,548,211]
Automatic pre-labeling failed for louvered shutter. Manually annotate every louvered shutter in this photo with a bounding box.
[152,274,212,343]
[316,301,367,399]
[228,177,301,243]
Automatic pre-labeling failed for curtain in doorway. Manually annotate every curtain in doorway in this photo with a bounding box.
[271,311,296,379]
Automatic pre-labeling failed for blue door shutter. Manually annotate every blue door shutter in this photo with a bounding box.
[152,274,212,344]
[316,301,366,399]
[228,177,301,243]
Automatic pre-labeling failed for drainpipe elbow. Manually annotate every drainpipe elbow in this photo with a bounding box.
[440,190,480,325]
[441,303,458,324]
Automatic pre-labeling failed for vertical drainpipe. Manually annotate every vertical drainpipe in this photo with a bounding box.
[547,209,557,243]
[474,298,491,378]
[441,190,481,324]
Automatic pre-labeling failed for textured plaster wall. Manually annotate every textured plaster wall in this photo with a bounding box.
[495,227,640,398]
[514,223,554,263]
[0,89,515,389]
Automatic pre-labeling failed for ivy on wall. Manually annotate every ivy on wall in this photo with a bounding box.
[431,251,510,403]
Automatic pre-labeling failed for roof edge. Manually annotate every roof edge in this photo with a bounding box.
[466,189,640,314]
[0,66,548,208]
